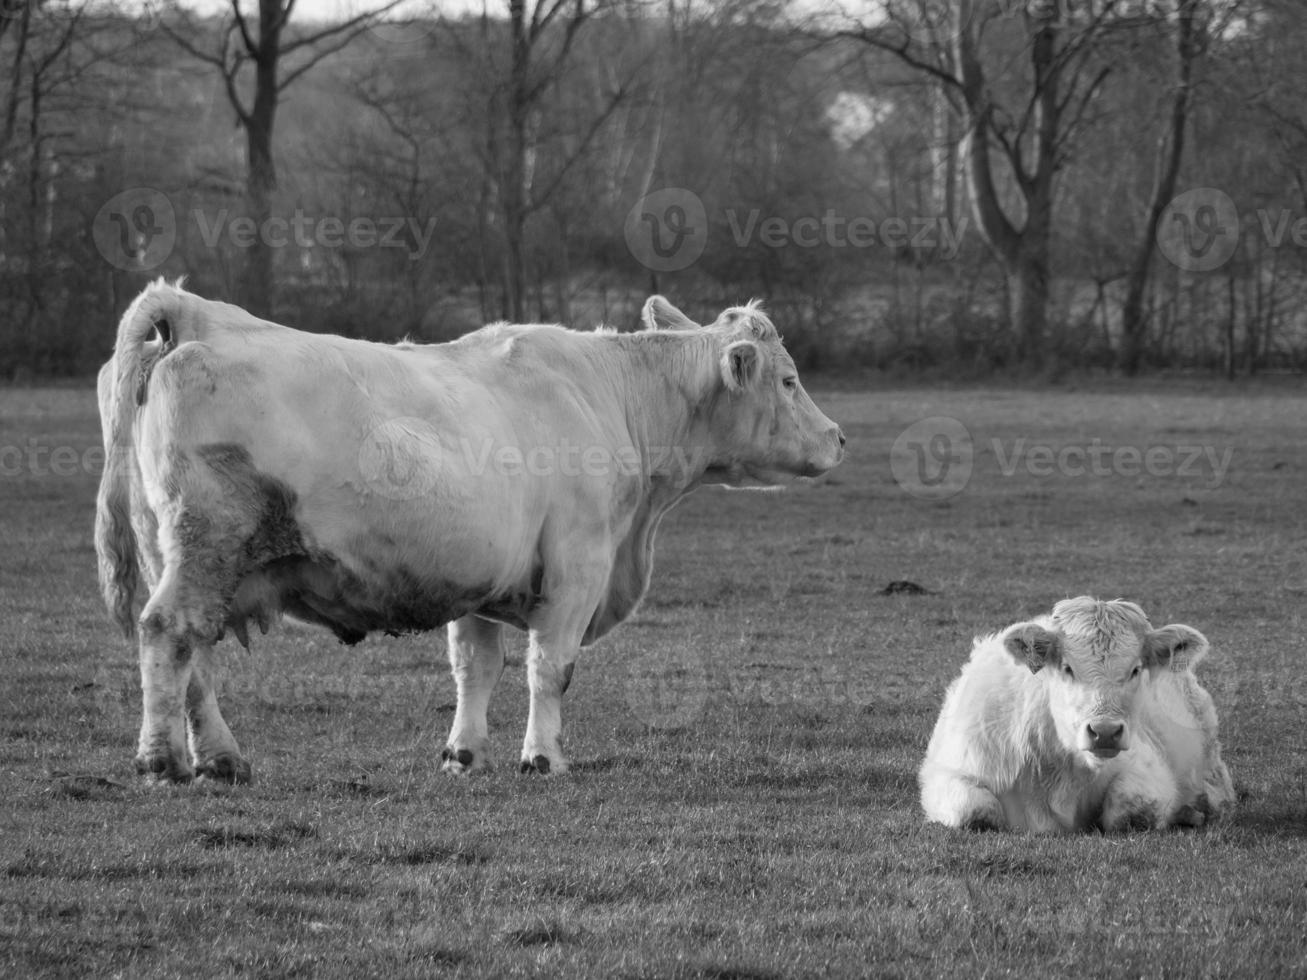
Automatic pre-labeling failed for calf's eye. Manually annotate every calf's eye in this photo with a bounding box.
[1061,664,1074,680]
[782,376,798,391]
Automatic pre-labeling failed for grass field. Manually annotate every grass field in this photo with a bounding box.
[2,381,1306,978]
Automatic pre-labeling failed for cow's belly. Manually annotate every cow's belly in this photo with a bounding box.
[227,553,504,644]
[225,484,543,643]
[151,338,597,643]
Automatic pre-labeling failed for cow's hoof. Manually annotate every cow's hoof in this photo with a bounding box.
[962,814,1004,832]
[1171,804,1207,828]
[519,754,552,775]
[134,754,193,784]
[196,754,252,785]
[1102,807,1159,833]
[440,746,479,775]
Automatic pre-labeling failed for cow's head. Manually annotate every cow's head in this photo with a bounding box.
[1001,597,1209,766]
[641,295,845,485]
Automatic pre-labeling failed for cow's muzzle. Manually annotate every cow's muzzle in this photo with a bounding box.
[1085,720,1126,758]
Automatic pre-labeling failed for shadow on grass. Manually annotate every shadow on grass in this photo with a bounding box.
[194,820,318,850]
[1225,804,1307,838]
[498,916,573,947]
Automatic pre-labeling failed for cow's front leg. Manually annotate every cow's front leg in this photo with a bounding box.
[442,616,505,774]
[919,764,1009,830]
[518,553,608,775]
[1099,760,1176,832]
[519,632,577,774]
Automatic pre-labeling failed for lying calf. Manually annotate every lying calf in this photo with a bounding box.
[920,597,1234,833]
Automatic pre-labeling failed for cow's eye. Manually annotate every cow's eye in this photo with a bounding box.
[782,376,798,391]
[1130,665,1141,679]
[1061,664,1074,680]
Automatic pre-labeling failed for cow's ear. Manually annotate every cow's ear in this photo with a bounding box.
[1003,622,1060,674]
[721,340,761,391]
[642,295,698,331]
[1144,624,1209,672]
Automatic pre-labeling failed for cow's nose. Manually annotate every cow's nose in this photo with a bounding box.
[1086,722,1124,747]
[835,427,846,448]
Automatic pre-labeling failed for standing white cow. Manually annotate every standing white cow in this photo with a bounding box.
[95,282,844,783]
[920,597,1234,833]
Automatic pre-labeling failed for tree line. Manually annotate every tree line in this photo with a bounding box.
[1,0,1305,378]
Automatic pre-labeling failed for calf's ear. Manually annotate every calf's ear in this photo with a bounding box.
[642,295,699,331]
[721,340,761,391]
[1144,624,1209,672]
[1003,622,1060,674]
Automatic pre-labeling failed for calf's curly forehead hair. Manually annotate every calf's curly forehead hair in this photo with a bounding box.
[1050,597,1152,654]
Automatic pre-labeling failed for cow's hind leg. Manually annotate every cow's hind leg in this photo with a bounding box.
[135,565,227,783]
[441,616,505,774]
[187,652,250,784]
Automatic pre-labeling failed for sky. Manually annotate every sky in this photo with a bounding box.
[167,0,875,25]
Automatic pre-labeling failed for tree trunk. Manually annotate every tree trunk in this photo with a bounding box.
[504,0,531,322]
[1009,254,1049,369]
[954,1,1056,369]
[1120,0,1202,376]
[241,0,283,316]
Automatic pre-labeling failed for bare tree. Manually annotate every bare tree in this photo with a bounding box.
[844,0,1122,367]
[473,0,637,321]
[163,0,401,314]
[1117,0,1211,375]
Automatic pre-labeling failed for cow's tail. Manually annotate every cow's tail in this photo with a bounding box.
[95,279,189,637]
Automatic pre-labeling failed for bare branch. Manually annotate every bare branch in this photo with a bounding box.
[280,0,406,56]
[229,0,259,57]
[833,27,962,91]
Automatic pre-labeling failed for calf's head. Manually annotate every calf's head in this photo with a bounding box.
[641,295,845,485]
[1002,597,1209,765]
